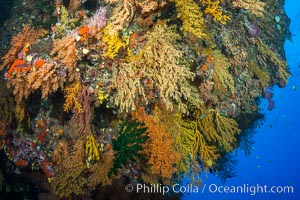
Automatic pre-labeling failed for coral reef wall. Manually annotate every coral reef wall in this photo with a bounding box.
[0,0,290,199]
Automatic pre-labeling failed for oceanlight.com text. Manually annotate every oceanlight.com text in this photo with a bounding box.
[125,183,294,196]
[207,183,294,195]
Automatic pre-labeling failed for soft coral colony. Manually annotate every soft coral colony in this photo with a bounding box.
[0,0,290,198]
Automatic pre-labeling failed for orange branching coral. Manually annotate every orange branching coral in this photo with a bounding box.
[132,107,181,179]
[151,104,194,176]
[137,0,158,15]
[199,0,230,25]
[7,60,64,102]
[232,0,265,17]
[7,73,30,103]
[63,82,83,113]
[1,26,40,70]
[27,61,63,99]
[51,33,77,67]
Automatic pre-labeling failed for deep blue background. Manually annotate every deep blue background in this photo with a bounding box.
[183,0,300,199]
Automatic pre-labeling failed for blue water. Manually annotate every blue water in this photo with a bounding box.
[183,1,300,199]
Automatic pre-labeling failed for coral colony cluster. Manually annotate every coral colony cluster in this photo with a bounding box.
[0,0,290,198]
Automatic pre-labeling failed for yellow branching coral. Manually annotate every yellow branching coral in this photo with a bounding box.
[171,105,240,173]
[211,50,235,95]
[141,24,195,112]
[85,134,101,163]
[249,60,271,87]
[54,5,80,35]
[0,79,14,126]
[171,0,206,38]
[102,24,126,59]
[255,38,290,86]
[174,106,220,169]
[108,0,135,33]
[110,62,145,113]
[196,108,241,153]
[200,0,230,25]
[232,0,265,17]
[110,24,195,113]
[214,110,241,142]
[63,82,83,113]
[14,102,29,128]
[194,127,220,169]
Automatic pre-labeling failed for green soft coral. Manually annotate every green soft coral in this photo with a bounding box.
[109,119,148,176]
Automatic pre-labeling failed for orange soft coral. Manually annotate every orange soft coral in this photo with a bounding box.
[15,159,28,167]
[79,26,89,42]
[6,59,26,79]
[34,59,45,68]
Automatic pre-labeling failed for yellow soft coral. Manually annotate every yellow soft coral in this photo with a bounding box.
[197,108,240,153]
[211,50,235,95]
[200,0,230,25]
[97,89,109,104]
[193,127,220,168]
[171,0,206,38]
[85,134,100,163]
[102,24,126,59]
